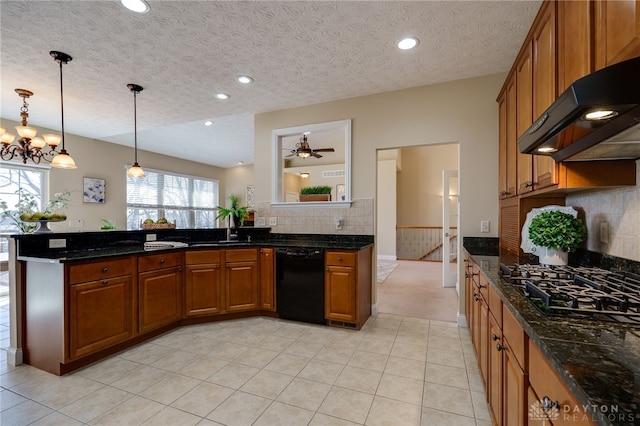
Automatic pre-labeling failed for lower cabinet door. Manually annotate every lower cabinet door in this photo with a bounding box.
[68,275,135,359]
[503,339,527,426]
[138,267,182,333]
[225,261,259,312]
[184,264,223,316]
[324,265,356,322]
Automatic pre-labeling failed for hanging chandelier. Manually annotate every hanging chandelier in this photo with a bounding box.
[0,51,76,168]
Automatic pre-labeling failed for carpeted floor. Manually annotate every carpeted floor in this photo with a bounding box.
[376,260,458,323]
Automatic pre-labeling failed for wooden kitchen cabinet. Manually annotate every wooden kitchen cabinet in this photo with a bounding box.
[558,0,594,92]
[138,251,183,334]
[184,250,223,317]
[488,312,503,426]
[67,258,135,360]
[225,248,259,312]
[324,247,372,329]
[498,73,518,199]
[259,248,275,311]
[594,0,640,69]
[502,305,529,426]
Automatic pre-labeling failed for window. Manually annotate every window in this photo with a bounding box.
[126,167,219,230]
[0,163,48,233]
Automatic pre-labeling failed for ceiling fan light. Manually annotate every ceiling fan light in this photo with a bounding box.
[51,150,77,169]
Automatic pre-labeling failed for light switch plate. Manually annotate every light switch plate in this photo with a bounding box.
[480,220,490,233]
[269,217,277,226]
[146,233,157,241]
[256,217,266,226]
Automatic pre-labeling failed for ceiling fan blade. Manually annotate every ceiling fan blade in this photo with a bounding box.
[312,148,335,152]
[285,152,296,157]
[311,152,323,158]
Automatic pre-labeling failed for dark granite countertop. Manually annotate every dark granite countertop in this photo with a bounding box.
[465,251,640,426]
[15,231,374,263]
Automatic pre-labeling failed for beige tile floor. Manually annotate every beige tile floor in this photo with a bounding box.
[0,312,491,426]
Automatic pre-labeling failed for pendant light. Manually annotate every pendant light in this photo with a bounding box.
[127,84,145,178]
[49,51,77,169]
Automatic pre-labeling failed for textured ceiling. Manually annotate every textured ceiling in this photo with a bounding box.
[0,0,541,168]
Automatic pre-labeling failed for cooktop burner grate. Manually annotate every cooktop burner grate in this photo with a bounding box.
[500,264,640,324]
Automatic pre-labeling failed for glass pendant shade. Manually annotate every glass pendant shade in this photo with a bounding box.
[30,137,46,149]
[0,127,6,137]
[50,150,77,169]
[16,126,37,139]
[43,134,61,146]
[1,133,16,145]
[127,163,145,178]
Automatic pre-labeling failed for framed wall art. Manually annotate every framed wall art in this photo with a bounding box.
[83,177,106,203]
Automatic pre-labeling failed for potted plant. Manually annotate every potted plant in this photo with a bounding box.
[299,185,332,202]
[528,210,587,265]
[216,194,250,230]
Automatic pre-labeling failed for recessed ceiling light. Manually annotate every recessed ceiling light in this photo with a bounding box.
[237,75,254,84]
[120,0,150,13]
[204,120,213,126]
[238,161,244,165]
[397,37,419,50]
[215,93,230,100]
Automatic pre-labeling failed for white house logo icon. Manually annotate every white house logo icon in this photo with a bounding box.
[529,399,561,424]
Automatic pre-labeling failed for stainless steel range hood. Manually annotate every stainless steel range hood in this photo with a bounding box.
[518,56,640,162]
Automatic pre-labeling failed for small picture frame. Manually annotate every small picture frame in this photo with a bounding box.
[246,185,255,208]
[336,184,345,201]
[83,177,106,203]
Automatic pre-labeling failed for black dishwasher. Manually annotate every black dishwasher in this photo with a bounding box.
[275,247,326,325]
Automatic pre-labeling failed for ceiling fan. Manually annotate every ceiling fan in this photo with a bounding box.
[286,135,335,158]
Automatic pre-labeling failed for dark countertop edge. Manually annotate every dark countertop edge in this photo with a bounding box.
[465,251,637,426]
[17,241,375,263]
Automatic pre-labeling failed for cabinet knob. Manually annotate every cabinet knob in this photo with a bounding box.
[478,284,486,289]
[542,396,560,412]
[102,267,109,273]
[102,280,108,285]
[473,293,479,302]
[179,267,183,272]
[525,181,534,188]
[337,257,343,261]
[326,268,330,271]
[495,343,503,351]
[491,334,500,341]
[160,259,165,264]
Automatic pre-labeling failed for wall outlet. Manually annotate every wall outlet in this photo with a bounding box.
[600,222,609,244]
[146,233,157,241]
[269,217,277,226]
[68,219,83,228]
[480,220,490,233]
[335,217,343,230]
[256,217,266,226]
[49,239,66,248]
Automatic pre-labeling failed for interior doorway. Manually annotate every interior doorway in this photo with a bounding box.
[375,143,460,320]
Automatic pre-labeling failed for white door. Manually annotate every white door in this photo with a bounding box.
[442,170,458,288]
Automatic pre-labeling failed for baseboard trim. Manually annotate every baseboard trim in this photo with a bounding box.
[377,255,397,261]
[457,313,469,328]
[371,304,378,316]
[7,347,23,366]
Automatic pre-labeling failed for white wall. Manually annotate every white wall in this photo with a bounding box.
[1,119,226,232]
[223,164,255,208]
[377,158,397,259]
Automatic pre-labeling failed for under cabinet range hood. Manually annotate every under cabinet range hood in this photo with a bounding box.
[518,56,640,162]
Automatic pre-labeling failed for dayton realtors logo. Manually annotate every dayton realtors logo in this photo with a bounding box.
[529,400,636,424]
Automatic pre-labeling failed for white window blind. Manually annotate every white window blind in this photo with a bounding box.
[126,167,219,230]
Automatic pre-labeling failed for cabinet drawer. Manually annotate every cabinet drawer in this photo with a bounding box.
[225,248,258,262]
[185,250,221,265]
[138,251,183,272]
[326,251,356,267]
[503,306,527,370]
[69,257,134,284]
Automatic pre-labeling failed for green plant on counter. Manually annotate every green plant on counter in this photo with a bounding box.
[528,210,586,253]
[300,185,332,195]
[216,194,250,227]
[1,188,71,233]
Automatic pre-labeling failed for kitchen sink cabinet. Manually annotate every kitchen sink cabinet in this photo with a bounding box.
[324,247,372,329]
[259,248,275,311]
[184,250,223,317]
[225,248,259,312]
[138,251,183,334]
[594,0,640,69]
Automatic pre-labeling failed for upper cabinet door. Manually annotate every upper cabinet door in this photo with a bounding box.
[516,45,534,195]
[558,0,594,93]
[595,0,640,69]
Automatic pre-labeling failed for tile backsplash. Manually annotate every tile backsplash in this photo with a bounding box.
[567,161,640,261]
[253,198,374,235]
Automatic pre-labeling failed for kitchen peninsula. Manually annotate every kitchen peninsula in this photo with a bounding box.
[11,229,373,375]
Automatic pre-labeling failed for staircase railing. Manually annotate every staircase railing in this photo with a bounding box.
[396,226,457,261]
